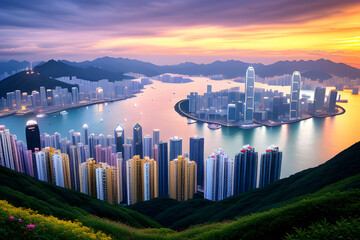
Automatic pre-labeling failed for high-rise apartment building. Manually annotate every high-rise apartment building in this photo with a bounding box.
[133,123,143,158]
[259,145,282,188]
[189,136,204,190]
[170,136,182,161]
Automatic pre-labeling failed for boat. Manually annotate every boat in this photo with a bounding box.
[187,119,197,124]
[134,103,137,108]
[208,124,221,130]
[36,113,47,118]
[60,110,68,115]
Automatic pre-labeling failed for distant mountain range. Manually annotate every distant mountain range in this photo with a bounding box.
[34,60,133,81]
[1,57,360,81]
[0,71,76,98]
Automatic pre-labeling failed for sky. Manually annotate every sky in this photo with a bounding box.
[0,0,360,67]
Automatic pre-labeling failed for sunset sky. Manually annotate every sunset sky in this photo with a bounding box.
[1,0,360,67]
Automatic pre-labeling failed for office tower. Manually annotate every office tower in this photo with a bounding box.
[314,86,326,113]
[15,90,21,110]
[52,152,65,188]
[69,129,75,143]
[24,150,34,177]
[25,120,41,152]
[170,136,182,161]
[53,132,61,150]
[133,123,143,158]
[233,145,258,195]
[259,145,282,188]
[116,157,124,204]
[158,141,169,197]
[153,129,160,147]
[95,144,103,163]
[72,132,81,146]
[126,137,133,145]
[188,92,198,113]
[227,104,236,122]
[83,124,89,145]
[245,67,255,123]
[189,136,204,190]
[205,149,233,201]
[99,134,106,147]
[72,87,79,104]
[290,71,301,119]
[35,151,48,182]
[142,135,152,158]
[80,162,89,195]
[207,85,212,93]
[106,166,118,204]
[96,165,107,201]
[16,141,26,174]
[106,135,114,147]
[69,145,81,190]
[62,153,71,189]
[114,124,124,154]
[88,133,96,158]
[40,86,47,108]
[0,125,15,170]
[169,155,197,202]
[151,145,158,162]
[9,134,19,172]
[329,90,338,112]
[126,155,158,205]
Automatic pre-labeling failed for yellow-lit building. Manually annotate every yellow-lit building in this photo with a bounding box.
[169,155,197,202]
[42,147,56,184]
[126,155,158,205]
[106,166,118,204]
[79,158,99,197]
[62,153,71,189]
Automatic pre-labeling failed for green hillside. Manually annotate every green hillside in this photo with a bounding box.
[0,166,160,229]
[0,71,76,98]
[129,141,360,230]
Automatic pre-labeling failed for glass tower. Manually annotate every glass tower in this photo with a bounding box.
[25,120,41,152]
[290,71,301,119]
[190,136,204,189]
[245,67,255,123]
[133,123,143,158]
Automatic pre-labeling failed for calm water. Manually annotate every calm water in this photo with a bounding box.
[1,77,359,178]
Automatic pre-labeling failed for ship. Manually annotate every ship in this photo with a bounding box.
[187,119,197,124]
[208,124,221,130]
[60,110,68,115]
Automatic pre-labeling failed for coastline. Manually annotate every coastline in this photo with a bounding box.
[0,95,136,119]
[175,99,346,129]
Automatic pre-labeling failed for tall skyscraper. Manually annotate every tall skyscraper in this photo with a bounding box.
[314,86,326,113]
[245,67,255,123]
[106,166,118,204]
[83,124,89,145]
[328,90,338,112]
[72,87,79,105]
[0,125,15,170]
[142,134,152,158]
[25,120,41,152]
[169,155,197,202]
[153,129,160,147]
[40,86,47,109]
[170,136,182,161]
[133,123,143,158]
[233,145,258,195]
[126,155,158,205]
[189,136,204,190]
[15,90,21,110]
[114,124,124,154]
[205,149,233,201]
[259,145,282,188]
[52,152,65,188]
[188,92,198,113]
[227,104,236,122]
[290,71,301,119]
[35,151,48,182]
[158,141,169,197]
[95,165,107,201]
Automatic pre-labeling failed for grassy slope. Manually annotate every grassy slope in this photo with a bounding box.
[129,141,360,230]
[0,166,160,229]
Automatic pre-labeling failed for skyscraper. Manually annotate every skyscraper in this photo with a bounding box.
[114,124,124,154]
[328,90,338,112]
[245,67,255,123]
[227,104,236,122]
[233,145,258,195]
[153,129,160,147]
[52,152,65,188]
[106,166,118,204]
[25,120,41,152]
[259,145,282,188]
[205,149,233,201]
[314,86,326,113]
[133,123,143,158]
[169,155,197,202]
[35,151,47,182]
[72,87,79,105]
[0,125,15,170]
[290,71,301,119]
[142,134,152,158]
[189,136,204,190]
[170,136,182,161]
[83,124,89,145]
[40,86,47,109]
[95,165,107,201]
[158,141,169,197]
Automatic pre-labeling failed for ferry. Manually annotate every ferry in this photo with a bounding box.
[60,110,68,115]
[208,124,221,130]
[187,119,197,124]
[36,113,47,118]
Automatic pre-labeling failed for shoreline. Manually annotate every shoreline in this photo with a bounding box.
[0,95,136,119]
[175,99,346,129]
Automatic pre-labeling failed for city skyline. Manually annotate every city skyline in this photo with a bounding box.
[0,1,359,67]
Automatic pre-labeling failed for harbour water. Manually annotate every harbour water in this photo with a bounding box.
[1,76,359,179]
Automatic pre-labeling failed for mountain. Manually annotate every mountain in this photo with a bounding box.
[301,70,333,81]
[0,71,76,98]
[0,60,30,74]
[0,143,359,239]
[62,57,360,79]
[34,60,133,81]
[128,141,360,230]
